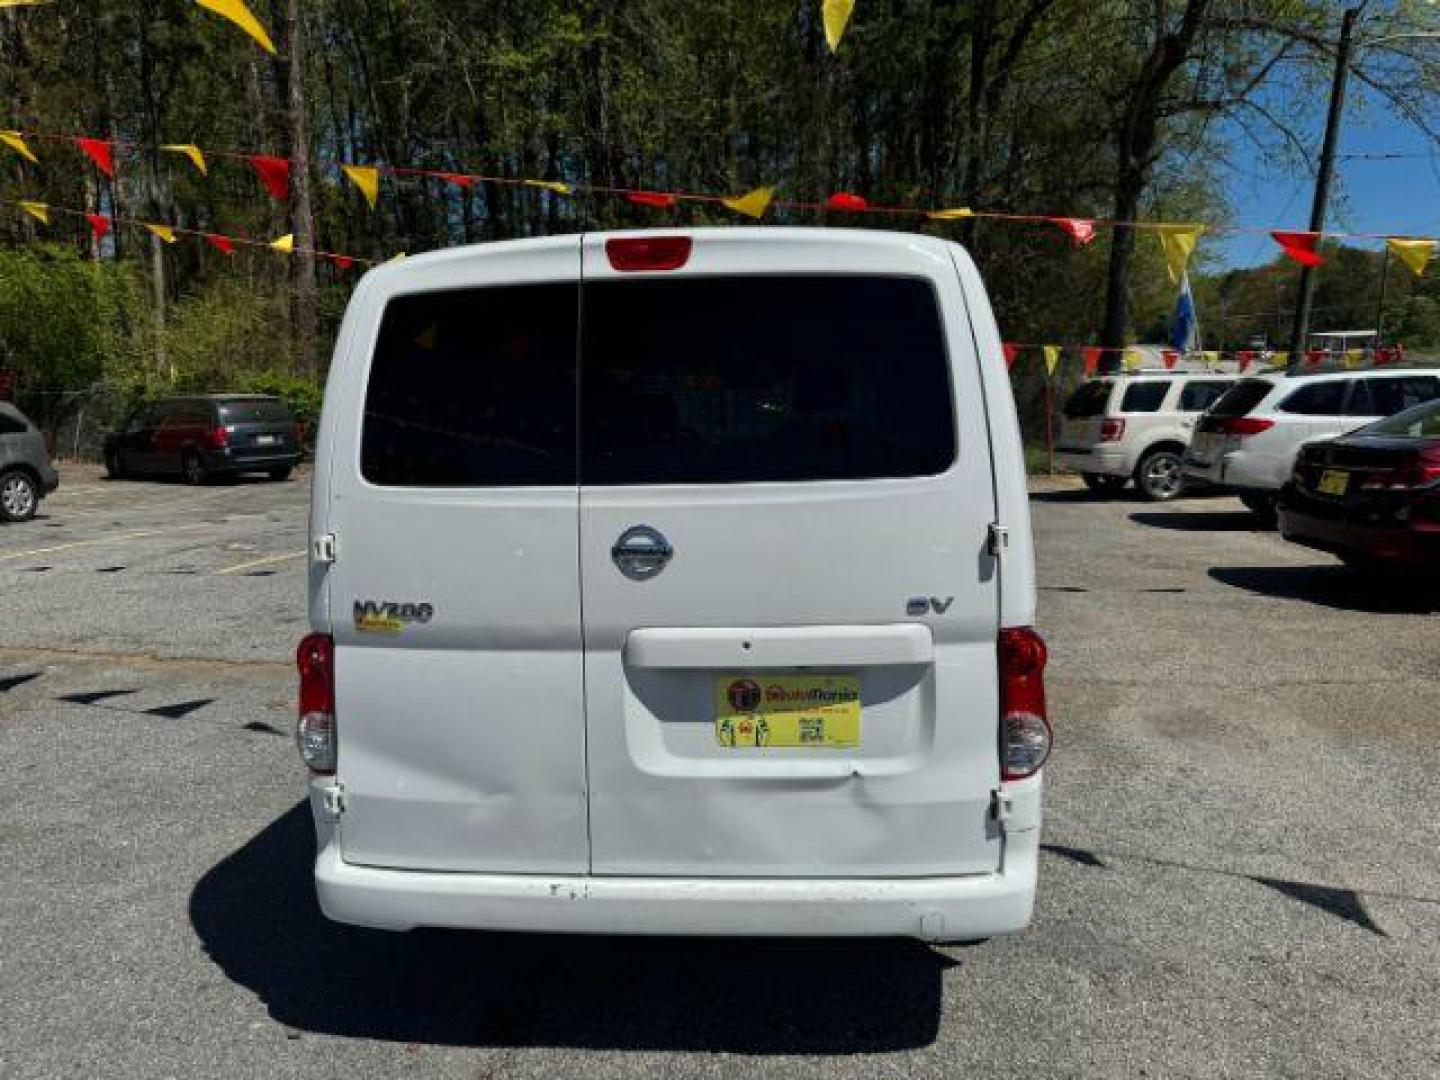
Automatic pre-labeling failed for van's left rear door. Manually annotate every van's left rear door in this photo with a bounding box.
[323,240,588,874]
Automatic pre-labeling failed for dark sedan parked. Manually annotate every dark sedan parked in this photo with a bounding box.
[1279,397,1440,572]
[104,395,302,484]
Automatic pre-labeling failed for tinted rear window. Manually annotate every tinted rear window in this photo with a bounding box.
[580,277,955,485]
[1120,381,1170,413]
[0,408,26,435]
[1209,379,1274,418]
[218,400,293,424]
[1280,381,1348,416]
[1064,381,1112,418]
[1178,380,1232,413]
[1361,398,1440,437]
[362,284,578,487]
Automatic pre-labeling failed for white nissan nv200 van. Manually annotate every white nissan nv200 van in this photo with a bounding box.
[298,228,1047,942]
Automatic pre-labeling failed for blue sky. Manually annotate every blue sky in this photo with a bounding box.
[1216,79,1440,268]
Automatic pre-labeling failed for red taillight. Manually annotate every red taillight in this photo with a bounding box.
[1215,417,1274,436]
[210,425,230,449]
[999,627,1050,781]
[296,633,336,774]
[1360,456,1440,491]
[1099,418,1126,442]
[606,236,693,272]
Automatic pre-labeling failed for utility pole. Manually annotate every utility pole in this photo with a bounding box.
[1287,5,1363,370]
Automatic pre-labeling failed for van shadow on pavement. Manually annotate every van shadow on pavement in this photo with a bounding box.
[190,803,951,1053]
[1130,510,1260,532]
[1208,565,1438,614]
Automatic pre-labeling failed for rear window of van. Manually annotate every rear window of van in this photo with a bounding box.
[581,276,955,485]
[218,400,292,424]
[360,276,954,487]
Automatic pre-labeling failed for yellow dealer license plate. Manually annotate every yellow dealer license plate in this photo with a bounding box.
[1318,469,1350,496]
[715,675,861,749]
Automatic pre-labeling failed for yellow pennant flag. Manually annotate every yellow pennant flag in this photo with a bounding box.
[18,201,49,225]
[823,0,855,53]
[523,180,573,196]
[1388,237,1436,277]
[721,186,775,220]
[1156,224,1204,284]
[1343,348,1364,369]
[386,252,407,264]
[195,0,276,56]
[927,207,974,221]
[1123,347,1145,372]
[1270,351,1289,369]
[0,1,54,8]
[269,233,295,253]
[1042,346,1061,377]
[341,165,381,210]
[144,223,178,244]
[0,130,39,164]
[1201,351,1220,366]
[161,143,208,175]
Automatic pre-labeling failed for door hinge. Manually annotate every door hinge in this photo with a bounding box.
[991,788,1014,824]
[320,782,346,819]
[312,533,337,565]
[987,523,1009,557]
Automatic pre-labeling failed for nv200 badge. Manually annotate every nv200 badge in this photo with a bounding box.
[353,600,434,634]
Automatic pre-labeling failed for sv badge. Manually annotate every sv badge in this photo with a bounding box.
[906,596,955,616]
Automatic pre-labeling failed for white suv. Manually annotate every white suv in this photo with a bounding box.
[1055,372,1237,500]
[1184,369,1440,520]
[298,228,1046,943]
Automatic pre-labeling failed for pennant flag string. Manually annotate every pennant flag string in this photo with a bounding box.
[195,0,276,56]
[1,197,373,266]
[3,127,1439,260]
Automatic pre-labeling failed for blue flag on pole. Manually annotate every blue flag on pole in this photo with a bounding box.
[1171,273,1199,354]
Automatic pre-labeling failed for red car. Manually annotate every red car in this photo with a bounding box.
[1279,397,1440,571]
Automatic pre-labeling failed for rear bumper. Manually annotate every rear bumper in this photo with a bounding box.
[1055,446,1128,477]
[38,461,59,494]
[1183,449,1281,493]
[203,448,302,473]
[311,779,1042,942]
[1279,505,1440,568]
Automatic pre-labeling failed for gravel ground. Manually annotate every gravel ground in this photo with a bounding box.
[1,468,1436,1079]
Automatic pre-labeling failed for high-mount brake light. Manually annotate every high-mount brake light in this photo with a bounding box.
[606,236,693,272]
[999,627,1051,781]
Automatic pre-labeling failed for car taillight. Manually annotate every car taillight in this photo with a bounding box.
[1214,417,1275,436]
[999,627,1050,781]
[1099,418,1126,442]
[210,425,230,449]
[1360,454,1440,491]
[296,633,336,774]
[606,236,693,272]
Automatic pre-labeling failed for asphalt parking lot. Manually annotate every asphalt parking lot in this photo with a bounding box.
[2,469,1437,1079]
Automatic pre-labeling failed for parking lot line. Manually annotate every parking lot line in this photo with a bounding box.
[0,522,217,563]
[215,551,307,575]
[46,485,252,522]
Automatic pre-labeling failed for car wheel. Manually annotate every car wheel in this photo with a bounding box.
[1239,492,1277,527]
[1081,472,1127,495]
[104,448,125,480]
[268,466,293,482]
[1135,448,1185,502]
[182,451,209,486]
[0,470,40,522]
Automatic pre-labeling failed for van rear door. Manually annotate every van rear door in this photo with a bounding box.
[323,239,588,874]
[578,231,1003,878]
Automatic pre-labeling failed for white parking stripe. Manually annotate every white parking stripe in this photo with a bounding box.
[215,551,307,575]
[0,522,217,563]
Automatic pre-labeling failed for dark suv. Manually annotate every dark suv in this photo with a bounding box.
[104,395,302,484]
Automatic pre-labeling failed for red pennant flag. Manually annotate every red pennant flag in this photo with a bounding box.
[249,154,291,200]
[826,192,869,212]
[1054,218,1096,246]
[438,173,474,189]
[75,138,116,178]
[204,233,236,255]
[330,255,355,271]
[85,213,112,240]
[1237,350,1255,371]
[1161,349,1180,370]
[1002,343,1020,371]
[1304,348,1325,367]
[1082,346,1103,376]
[627,191,678,209]
[1271,231,1323,267]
